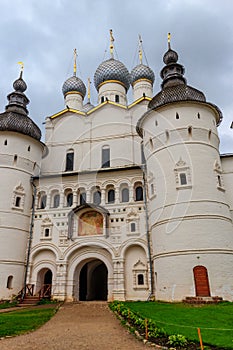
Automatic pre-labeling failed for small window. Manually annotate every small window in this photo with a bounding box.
[155,120,158,126]
[137,274,144,285]
[4,140,7,146]
[65,152,74,171]
[101,96,104,103]
[188,126,192,136]
[13,155,17,165]
[180,173,187,185]
[115,95,119,103]
[135,186,143,201]
[53,194,60,208]
[217,175,222,187]
[121,188,129,202]
[102,146,110,168]
[40,195,47,209]
[176,112,179,119]
[197,112,200,119]
[45,228,50,237]
[149,138,153,150]
[7,275,13,289]
[93,191,101,205]
[67,193,73,207]
[80,192,86,205]
[108,189,115,203]
[131,222,136,232]
[15,196,21,207]
[28,145,31,152]
[151,184,154,195]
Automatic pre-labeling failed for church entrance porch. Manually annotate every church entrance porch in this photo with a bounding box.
[77,259,108,301]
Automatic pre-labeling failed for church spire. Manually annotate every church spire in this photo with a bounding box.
[109,29,115,58]
[138,34,143,64]
[73,48,77,77]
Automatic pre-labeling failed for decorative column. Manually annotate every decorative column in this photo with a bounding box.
[112,259,125,301]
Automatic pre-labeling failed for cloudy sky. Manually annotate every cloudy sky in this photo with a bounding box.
[0,0,232,153]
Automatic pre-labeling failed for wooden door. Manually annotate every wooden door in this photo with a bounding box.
[193,265,210,297]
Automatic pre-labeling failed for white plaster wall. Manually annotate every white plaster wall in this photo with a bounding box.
[132,80,153,100]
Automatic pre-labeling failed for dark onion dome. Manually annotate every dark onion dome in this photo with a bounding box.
[131,64,155,86]
[0,74,41,141]
[62,75,86,98]
[82,101,94,112]
[94,58,131,91]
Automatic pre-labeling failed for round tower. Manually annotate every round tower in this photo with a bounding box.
[131,36,155,100]
[62,49,86,111]
[137,37,233,302]
[0,67,45,299]
[94,30,130,105]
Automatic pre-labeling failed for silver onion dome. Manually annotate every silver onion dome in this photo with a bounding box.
[131,64,155,85]
[62,76,86,98]
[94,58,131,91]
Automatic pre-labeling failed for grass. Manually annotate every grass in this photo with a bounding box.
[0,301,18,309]
[124,301,233,349]
[0,307,57,337]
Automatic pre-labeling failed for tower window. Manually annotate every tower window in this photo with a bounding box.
[131,222,136,232]
[217,175,222,187]
[45,228,50,237]
[151,183,154,195]
[4,140,7,145]
[65,151,74,171]
[28,145,31,152]
[121,188,129,202]
[102,146,110,168]
[176,112,179,119]
[107,189,115,203]
[135,186,143,201]
[53,194,60,208]
[101,96,104,103]
[40,195,47,209]
[7,275,13,289]
[13,155,17,165]
[115,95,119,103]
[180,173,187,185]
[197,112,200,119]
[137,274,144,285]
[15,196,21,207]
[80,192,86,205]
[67,193,73,207]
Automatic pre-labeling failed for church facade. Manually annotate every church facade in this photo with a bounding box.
[0,36,233,302]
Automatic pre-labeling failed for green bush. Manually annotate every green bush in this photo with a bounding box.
[167,334,188,347]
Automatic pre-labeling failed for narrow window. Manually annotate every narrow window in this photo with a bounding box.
[108,189,115,203]
[13,155,17,165]
[15,196,21,207]
[7,275,13,289]
[4,139,7,145]
[151,183,154,195]
[141,143,146,165]
[101,96,104,103]
[65,151,74,171]
[121,188,129,202]
[188,126,192,136]
[67,193,73,207]
[149,138,153,150]
[40,195,47,209]
[45,228,50,237]
[138,274,144,285]
[80,192,86,205]
[217,175,222,187]
[135,186,143,201]
[53,194,60,208]
[176,112,179,119]
[115,95,119,103]
[93,191,101,205]
[102,146,110,168]
[165,130,169,142]
[28,145,31,152]
[180,173,187,185]
[155,120,158,126]
[197,112,200,119]
[131,222,136,232]
[208,130,212,141]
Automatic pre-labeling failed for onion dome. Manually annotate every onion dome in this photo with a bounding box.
[94,58,131,91]
[62,75,86,98]
[131,64,155,85]
[0,72,41,141]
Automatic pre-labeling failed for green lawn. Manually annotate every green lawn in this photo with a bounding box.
[0,307,57,337]
[124,301,233,349]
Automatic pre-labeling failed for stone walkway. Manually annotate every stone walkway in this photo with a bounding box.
[0,302,146,350]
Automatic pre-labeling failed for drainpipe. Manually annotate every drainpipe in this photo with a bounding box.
[22,177,36,300]
[141,144,154,300]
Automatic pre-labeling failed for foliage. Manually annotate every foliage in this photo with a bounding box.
[0,307,57,337]
[0,300,18,309]
[167,334,188,347]
[37,298,58,305]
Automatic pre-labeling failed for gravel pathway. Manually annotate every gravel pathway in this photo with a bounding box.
[0,302,146,350]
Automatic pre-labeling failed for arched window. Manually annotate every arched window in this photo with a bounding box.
[107,189,115,203]
[137,274,144,285]
[67,193,73,207]
[135,186,143,201]
[65,151,74,171]
[40,194,47,209]
[115,95,119,103]
[93,191,101,205]
[53,194,60,208]
[7,275,13,289]
[102,146,110,168]
[121,188,129,202]
[4,139,7,145]
[101,96,104,103]
[80,192,86,205]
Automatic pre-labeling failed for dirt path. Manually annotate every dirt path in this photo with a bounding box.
[0,302,146,350]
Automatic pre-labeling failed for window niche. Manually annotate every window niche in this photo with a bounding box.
[12,184,25,211]
[65,150,74,171]
[126,208,139,235]
[102,145,110,168]
[6,275,13,289]
[214,160,225,192]
[133,260,148,290]
[174,158,192,189]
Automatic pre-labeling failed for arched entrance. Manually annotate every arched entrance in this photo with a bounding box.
[79,259,108,301]
[36,268,52,298]
[193,265,210,297]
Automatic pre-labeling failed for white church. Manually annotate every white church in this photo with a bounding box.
[0,33,232,303]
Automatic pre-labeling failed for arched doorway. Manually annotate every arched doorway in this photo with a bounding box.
[36,268,52,298]
[193,265,210,297]
[79,259,108,301]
